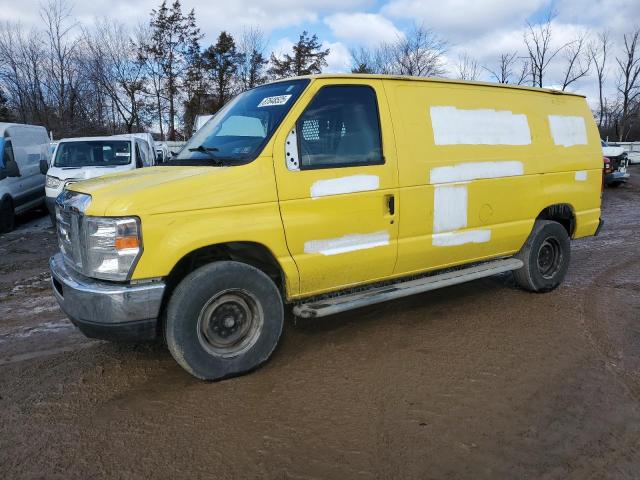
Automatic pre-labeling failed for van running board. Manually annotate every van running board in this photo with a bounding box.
[293,257,524,319]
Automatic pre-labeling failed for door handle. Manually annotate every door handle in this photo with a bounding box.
[386,194,395,215]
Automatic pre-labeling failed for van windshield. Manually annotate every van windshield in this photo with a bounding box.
[54,141,132,168]
[172,79,310,166]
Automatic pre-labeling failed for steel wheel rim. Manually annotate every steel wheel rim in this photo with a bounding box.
[197,289,264,358]
[537,237,562,279]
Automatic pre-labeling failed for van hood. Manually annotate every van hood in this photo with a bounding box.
[602,145,625,158]
[67,160,277,217]
[49,164,133,182]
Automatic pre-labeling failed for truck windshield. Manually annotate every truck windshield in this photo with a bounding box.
[172,79,310,165]
[54,141,132,168]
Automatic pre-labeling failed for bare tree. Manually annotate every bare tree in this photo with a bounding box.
[523,12,569,87]
[456,52,480,80]
[40,0,80,133]
[83,20,148,133]
[237,27,268,89]
[350,24,446,77]
[589,31,610,128]
[394,25,447,76]
[615,29,640,140]
[560,34,591,91]
[483,52,530,85]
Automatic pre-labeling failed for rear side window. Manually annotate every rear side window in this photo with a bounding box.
[296,85,383,169]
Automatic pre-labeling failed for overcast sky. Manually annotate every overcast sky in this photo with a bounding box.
[1,0,639,104]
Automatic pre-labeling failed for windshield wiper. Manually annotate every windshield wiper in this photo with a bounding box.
[185,145,226,165]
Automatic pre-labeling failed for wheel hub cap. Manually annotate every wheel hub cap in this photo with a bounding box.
[197,290,264,358]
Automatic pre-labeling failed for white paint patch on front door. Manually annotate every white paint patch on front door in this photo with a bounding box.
[310,175,380,198]
[304,231,390,256]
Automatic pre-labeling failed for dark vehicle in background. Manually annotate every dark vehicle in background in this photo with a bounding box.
[602,140,630,187]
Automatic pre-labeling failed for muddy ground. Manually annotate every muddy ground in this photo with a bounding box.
[1,169,639,479]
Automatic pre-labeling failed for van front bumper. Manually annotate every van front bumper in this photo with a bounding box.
[50,253,165,341]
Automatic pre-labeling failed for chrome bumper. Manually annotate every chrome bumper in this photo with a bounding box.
[50,253,165,341]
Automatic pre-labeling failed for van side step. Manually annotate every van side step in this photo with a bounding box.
[293,258,524,319]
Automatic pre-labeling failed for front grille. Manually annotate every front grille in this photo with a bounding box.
[56,207,83,272]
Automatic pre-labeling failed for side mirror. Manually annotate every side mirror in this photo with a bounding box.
[39,158,49,175]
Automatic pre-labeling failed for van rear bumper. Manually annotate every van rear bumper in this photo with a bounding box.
[49,253,165,341]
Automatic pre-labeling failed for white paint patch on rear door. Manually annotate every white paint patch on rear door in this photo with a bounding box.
[432,230,491,246]
[433,185,468,233]
[304,231,389,256]
[429,161,524,184]
[575,170,588,181]
[310,174,380,198]
[430,106,531,145]
[548,115,587,147]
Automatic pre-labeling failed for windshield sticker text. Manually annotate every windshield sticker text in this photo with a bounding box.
[258,94,292,108]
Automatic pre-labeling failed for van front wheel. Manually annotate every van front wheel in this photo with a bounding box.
[165,261,284,380]
[514,220,570,293]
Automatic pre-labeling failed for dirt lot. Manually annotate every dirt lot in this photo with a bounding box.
[1,169,640,479]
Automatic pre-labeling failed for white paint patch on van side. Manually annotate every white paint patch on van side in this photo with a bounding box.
[304,231,389,256]
[430,106,531,145]
[575,170,588,181]
[429,161,524,184]
[310,175,380,198]
[432,230,491,246]
[433,185,468,233]
[548,115,587,147]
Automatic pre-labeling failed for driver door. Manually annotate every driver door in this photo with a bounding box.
[273,79,399,297]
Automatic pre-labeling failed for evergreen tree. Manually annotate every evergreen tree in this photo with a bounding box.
[0,88,13,122]
[203,31,243,112]
[143,0,201,140]
[269,31,330,78]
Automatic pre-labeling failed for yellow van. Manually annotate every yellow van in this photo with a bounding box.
[50,74,602,380]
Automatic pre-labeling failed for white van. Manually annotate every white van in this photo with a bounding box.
[117,133,156,165]
[43,135,154,222]
[0,123,49,232]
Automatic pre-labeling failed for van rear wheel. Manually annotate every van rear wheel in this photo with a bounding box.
[514,220,570,292]
[165,261,284,381]
[0,198,15,233]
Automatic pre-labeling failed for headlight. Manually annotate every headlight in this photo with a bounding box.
[46,175,62,189]
[83,216,142,281]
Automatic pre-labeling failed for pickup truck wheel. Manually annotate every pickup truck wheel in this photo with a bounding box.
[513,220,570,293]
[165,261,284,380]
[0,198,15,233]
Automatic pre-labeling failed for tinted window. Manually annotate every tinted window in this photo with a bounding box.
[3,140,15,165]
[54,141,132,167]
[296,86,383,169]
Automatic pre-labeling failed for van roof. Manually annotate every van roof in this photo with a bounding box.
[0,122,48,136]
[58,135,136,143]
[272,73,586,98]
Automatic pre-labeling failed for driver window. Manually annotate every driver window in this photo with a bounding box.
[135,142,145,168]
[295,85,383,170]
[3,140,15,165]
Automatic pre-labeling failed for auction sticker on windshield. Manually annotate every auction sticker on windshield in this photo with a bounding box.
[258,94,292,107]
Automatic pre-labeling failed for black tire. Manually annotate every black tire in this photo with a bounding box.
[165,261,284,380]
[0,197,15,233]
[607,181,622,188]
[513,220,570,293]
